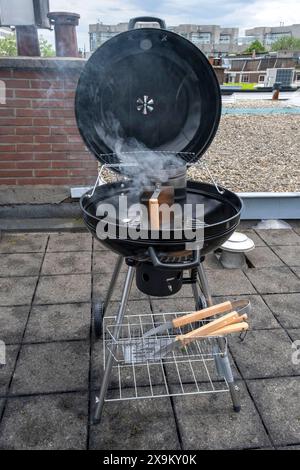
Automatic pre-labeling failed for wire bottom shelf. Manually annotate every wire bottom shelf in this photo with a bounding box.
[103,312,229,403]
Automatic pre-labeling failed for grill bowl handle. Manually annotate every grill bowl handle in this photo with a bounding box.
[148,247,200,271]
[128,17,167,30]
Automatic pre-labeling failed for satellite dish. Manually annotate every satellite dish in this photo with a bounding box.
[0,0,50,28]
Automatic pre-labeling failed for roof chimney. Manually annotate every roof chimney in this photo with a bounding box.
[15,26,40,56]
[48,11,80,57]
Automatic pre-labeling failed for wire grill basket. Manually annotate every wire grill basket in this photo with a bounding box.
[102,312,229,402]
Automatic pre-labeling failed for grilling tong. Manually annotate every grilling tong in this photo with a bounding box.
[122,300,250,363]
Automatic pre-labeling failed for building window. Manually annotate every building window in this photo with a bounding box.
[190,32,211,44]
[258,75,265,82]
[228,75,236,83]
[265,32,291,45]
[241,74,249,83]
[219,34,230,44]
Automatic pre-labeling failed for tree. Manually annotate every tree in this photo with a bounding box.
[0,33,55,57]
[244,40,266,54]
[271,36,300,51]
[39,36,55,57]
[0,35,17,56]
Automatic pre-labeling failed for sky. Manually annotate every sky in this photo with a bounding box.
[42,0,300,50]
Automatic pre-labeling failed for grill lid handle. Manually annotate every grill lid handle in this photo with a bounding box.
[148,247,200,271]
[128,16,167,30]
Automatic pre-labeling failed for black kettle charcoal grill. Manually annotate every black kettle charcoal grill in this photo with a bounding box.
[75,17,244,424]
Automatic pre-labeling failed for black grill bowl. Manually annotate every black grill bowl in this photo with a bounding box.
[80,180,243,258]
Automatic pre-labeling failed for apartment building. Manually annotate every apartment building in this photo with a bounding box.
[89,22,239,55]
[245,24,300,46]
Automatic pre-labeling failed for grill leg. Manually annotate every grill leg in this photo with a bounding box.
[191,277,199,310]
[102,255,124,313]
[197,262,213,307]
[94,265,135,424]
[197,261,241,412]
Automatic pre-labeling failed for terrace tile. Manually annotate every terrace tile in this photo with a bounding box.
[173,382,271,450]
[0,393,88,450]
[247,378,300,447]
[24,303,91,343]
[263,293,300,328]
[205,269,256,296]
[0,253,43,277]
[89,393,180,450]
[287,329,300,343]
[34,274,91,304]
[254,229,300,246]
[10,342,90,395]
[0,306,30,344]
[272,246,300,267]
[0,276,38,306]
[245,267,300,294]
[230,329,298,379]
[246,247,284,268]
[93,251,127,274]
[41,251,91,275]
[0,233,48,254]
[47,232,92,252]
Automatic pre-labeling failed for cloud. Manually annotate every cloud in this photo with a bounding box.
[43,0,300,50]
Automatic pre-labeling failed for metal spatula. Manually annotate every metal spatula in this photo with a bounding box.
[123,311,248,363]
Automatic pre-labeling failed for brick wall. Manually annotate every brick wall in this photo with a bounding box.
[0,58,98,186]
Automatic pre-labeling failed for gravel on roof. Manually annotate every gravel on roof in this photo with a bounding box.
[188,103,300,192]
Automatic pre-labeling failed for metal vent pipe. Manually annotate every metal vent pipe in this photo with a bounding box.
[47,11,80,57]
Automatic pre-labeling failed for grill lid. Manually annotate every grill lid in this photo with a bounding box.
[75,18,221,172]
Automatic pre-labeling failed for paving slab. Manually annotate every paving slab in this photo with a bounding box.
[247,377,300,447]
[89,393,180,450]
[230,329,298,379]
[0,346,18,396]
[93,273,147,301]
[93,241,110,251]
[0,393,88,450]
[0,276,38,306]
[254,229,300,246]
[0,253,44,277]
[263,293,300,329]
[173,382,271,450]
[214,295,279,330]
[246,247,284,268]
[0,233,48,254]
[272,246,300,267]
[10,342,90,395]
[205,269,256,296]
[93,251,127,274]
[150,297,198,314]
[245,267,300,294]
[34,274,91,304]
[0,306,30,344]
[41,251,91,275]
[291,267,300,279]
[47,232,92,252]
[241,229,266,247]
[203,253,223,270]
[104,300,152,317]
[287,329,300,343]
[24,303,91,343]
